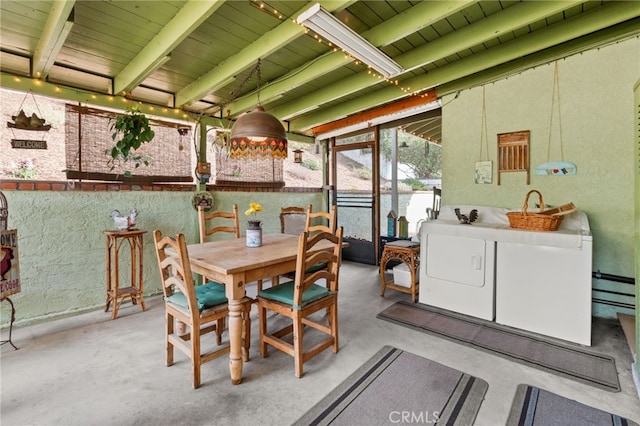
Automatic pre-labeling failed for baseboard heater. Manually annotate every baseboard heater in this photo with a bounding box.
[592,271,635,285]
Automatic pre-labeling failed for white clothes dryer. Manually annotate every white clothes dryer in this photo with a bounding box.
[495,211,593,346]
[418,205,509,321]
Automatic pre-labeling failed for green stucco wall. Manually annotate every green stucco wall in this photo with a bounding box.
[0,190,322,327]
[441,38,639,318]
[634,77,640,372]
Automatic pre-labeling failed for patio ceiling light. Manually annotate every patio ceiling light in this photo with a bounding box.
[296,3,403,78]
[229,59,287,159]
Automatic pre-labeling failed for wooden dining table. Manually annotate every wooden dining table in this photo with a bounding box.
[181,232,338,385]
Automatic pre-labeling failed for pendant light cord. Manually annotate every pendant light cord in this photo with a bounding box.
[478,85,489,161]
[256,58,262,106]
[216,59,263,113]
[547,61,564,161]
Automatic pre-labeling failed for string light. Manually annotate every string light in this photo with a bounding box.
[294,21,421,95]
[250,0,284,20]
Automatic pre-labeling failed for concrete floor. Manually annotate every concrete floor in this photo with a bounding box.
[2,261,639,426]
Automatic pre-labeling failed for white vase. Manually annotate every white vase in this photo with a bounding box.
[246,220,262,247]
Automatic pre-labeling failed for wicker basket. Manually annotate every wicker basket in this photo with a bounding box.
[506,190,564,231]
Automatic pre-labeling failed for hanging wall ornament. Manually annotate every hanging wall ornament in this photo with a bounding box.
[7,90,51,131]
[192,191,214,211]
[475,86,492,184]
[535,61,577,176]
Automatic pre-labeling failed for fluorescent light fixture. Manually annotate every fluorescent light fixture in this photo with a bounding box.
[296,4,403,78]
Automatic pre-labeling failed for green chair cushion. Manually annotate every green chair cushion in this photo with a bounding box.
[203,281,226,292]
[285,262,328,279]
[306,262,328,274]
[167,282,227,312]
[258,281,331,310]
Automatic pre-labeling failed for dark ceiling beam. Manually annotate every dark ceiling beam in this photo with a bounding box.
[175,0,353,108]
[113,0,224,95]
[291,0,640,132]
[32,1,76,79]
[227,0,475,116]
[270,0,580,126]
[310,89,437,136]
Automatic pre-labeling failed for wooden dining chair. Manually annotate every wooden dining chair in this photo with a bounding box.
[280,205,337,281]
[257,227,343,378]
[305,204,337,235]
[198,204,263,292]
[197,204,240,243]
[280,206,306,235]
[153,230,252,389]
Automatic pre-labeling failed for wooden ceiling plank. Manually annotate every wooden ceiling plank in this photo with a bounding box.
[269,0,580,125]
[292,1,640,131]
[113,0,225,95]
[227,0,474,117]
[270,0,579,125]
[32,0,76,78]
[175,0,353,108]
[362,0,477,46]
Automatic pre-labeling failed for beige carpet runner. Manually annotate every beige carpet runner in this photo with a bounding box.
[508,384,638,425]
[377,301,620,392]
[295,345,488,426]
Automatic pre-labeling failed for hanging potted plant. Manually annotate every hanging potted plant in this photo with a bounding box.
[107,105,155,175]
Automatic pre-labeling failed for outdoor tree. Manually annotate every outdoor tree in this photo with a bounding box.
[380,130,442,179]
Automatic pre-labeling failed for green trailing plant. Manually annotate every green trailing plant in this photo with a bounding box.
[107,105,155,174]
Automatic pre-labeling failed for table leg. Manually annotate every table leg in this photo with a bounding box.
[410,258,417,303]
[227,299,244,385]
[105,236,113,312]
[379,250,389,297]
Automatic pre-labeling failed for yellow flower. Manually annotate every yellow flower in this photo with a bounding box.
[245,202,263,216]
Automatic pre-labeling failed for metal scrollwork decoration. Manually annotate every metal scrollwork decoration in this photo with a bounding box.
[0,191,8,231]
[0,190,19,349]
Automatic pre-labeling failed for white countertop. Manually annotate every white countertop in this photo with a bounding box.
[420,205,591,249]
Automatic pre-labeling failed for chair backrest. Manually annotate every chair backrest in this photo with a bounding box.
[293,227,343,307]
[153,230,199,316]
[305,204,337,235]
[280,206,306,235]
[432,187,442,219]
[198,204,240,243]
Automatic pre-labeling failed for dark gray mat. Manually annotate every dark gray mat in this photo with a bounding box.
[294,345,488,426]
[377,301,620,392]
[507,384,639,425]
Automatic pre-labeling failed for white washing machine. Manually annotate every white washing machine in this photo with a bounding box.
[419,205,509,321]
[495,211,593,346]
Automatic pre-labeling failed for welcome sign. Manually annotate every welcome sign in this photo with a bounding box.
[1,229,20,299]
